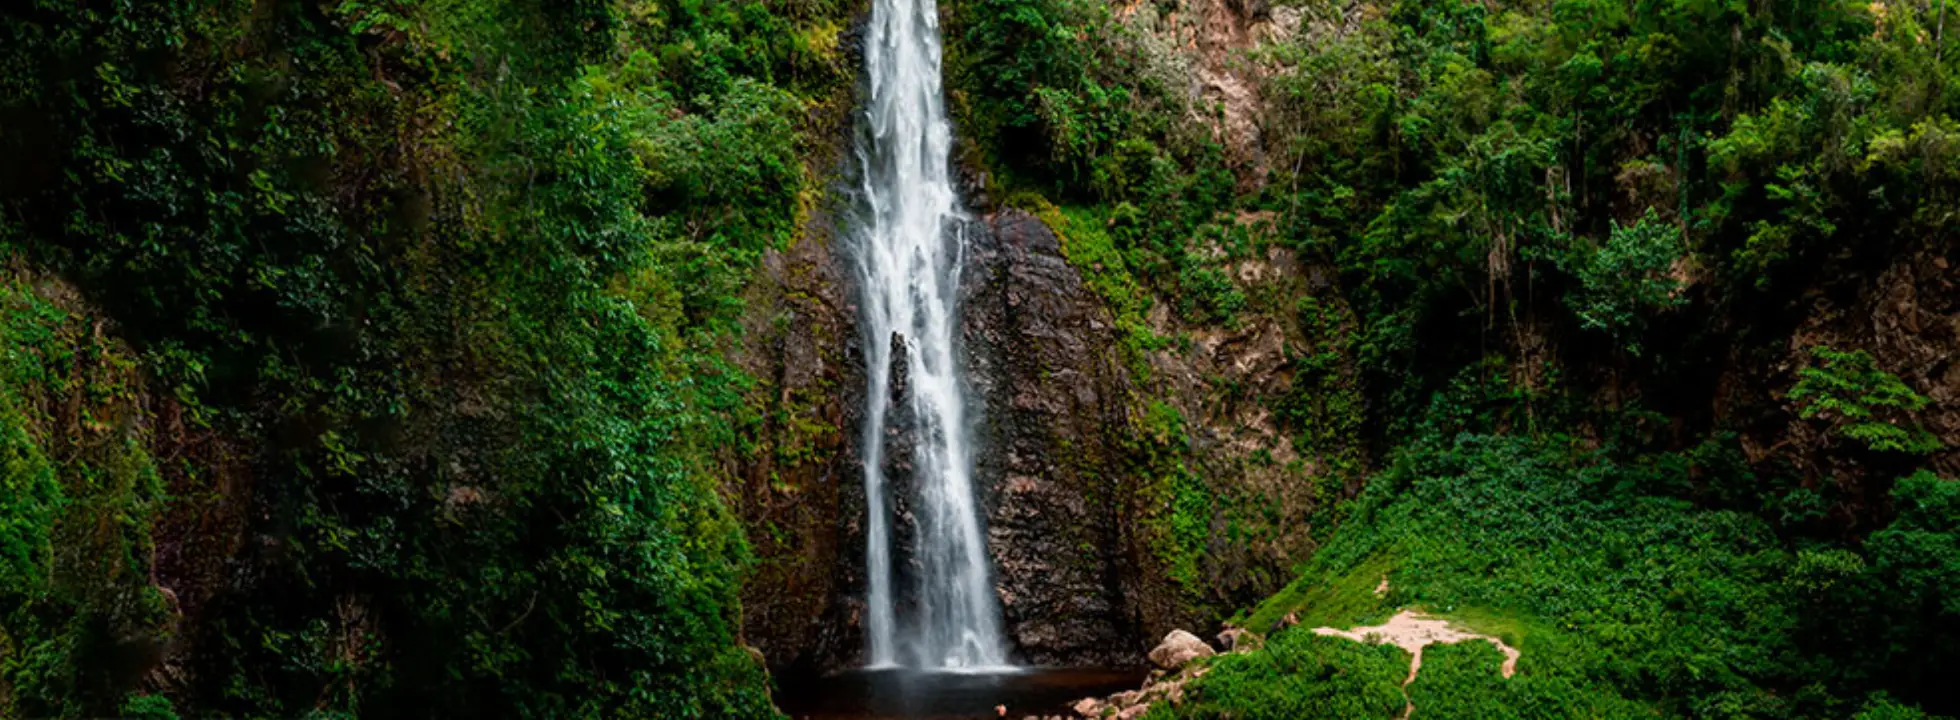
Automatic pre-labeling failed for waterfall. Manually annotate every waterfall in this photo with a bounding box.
[851,0,1009,671]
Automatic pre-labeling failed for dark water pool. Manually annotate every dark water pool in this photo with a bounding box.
[774,667,1149,720]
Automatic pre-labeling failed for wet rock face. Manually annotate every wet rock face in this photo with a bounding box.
[722,206,869,675]
[720,6,877,675]
[730,204,1330,672]
[731,205,1154,671]
[881,330,924,628]
[960,209,1146,666]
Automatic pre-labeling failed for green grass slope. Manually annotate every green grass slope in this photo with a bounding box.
[1156,433,1958,719]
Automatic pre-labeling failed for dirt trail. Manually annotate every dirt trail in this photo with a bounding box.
[1313,610,1520,717]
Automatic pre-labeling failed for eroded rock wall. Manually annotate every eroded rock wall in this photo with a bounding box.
[962,209,1143,665]
[723,215,868,673]
[729,202,1162,670]
[727,0,1350,673]
[729,197,1349,670]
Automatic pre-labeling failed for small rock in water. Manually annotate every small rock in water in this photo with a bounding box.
[1073,697,1104,716]
[1147,629,1216,670]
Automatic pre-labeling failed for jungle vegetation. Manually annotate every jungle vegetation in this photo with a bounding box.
[945,0,1958,714]
[2,0,1956,717]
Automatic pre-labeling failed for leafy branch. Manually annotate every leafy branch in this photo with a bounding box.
[1790,346,1941,454]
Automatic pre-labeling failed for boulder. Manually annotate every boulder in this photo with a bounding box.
[1147,629,1215,670]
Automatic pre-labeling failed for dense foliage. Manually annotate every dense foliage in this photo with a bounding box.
[1158,432,1959,718]
[946,0,1958,715]
[0,0,855,716]
[1252,0,1958,450]
[3,0,1955,715]
[946,0,1955,456]
[1791,346,1943,454]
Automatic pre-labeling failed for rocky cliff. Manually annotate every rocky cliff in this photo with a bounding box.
[723,199,1157,671]
[726,0,1960,678]
[728,196,1346,671]
[962,209,1143,666]
[725,0,1345,673]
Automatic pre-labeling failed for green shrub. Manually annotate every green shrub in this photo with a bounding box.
[0,276,170,718]
[0,389,59,593]
[1556,209,1687,355]
[1152,630,1407,720]
[1200,434,1804,718]
[1853,472,1960,704]
[1176,265,1247,326]
[1405,641,1650,719]
[1856,694,1940,720]
[1789,347,1940,454]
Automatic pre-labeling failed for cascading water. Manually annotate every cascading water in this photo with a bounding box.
[851,0,1009,671]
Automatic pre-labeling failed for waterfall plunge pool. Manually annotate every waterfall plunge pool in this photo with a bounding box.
[774,666,1149,719]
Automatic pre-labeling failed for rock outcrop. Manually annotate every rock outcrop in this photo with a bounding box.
[1748,242,1960,498]
[1043,660,1211,720]
[724,0,1357,676]
[723,207,868,674]
[728,202,1158,671]
[730,197,1351,671]
[1147,629,1217,670]
[963,208,1147,666]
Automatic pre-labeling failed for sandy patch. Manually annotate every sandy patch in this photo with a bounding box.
[1312,610,1520,685]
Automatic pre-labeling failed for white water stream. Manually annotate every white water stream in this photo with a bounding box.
[852,0,1009,671]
